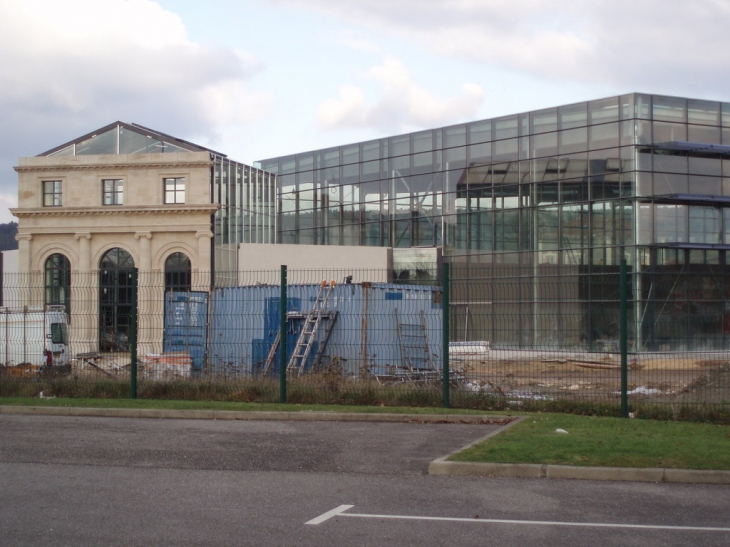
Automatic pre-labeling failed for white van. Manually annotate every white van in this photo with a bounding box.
[0,305,70,370]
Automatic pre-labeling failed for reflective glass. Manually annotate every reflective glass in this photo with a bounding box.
[531,108,558,134]
[390,135,410,156]
[653,172,688,194]
[688,175,721,195]
[494,116,518,140]
[559,103,587,129]
[468,142,490,164]
[494,138,518,161]
[361,140,380,162]
[655,204,687,242]
[342,144,359,164]
[653,96,687,122]
[531,132,557,158]
[688,124,721,143]
[412,130,433,153]
[559,127,587,154]
[689,206,720,243]
[75,128,117,155]
[654,153,687,174]
[687,99,719,125]
[688,156,721,177]
[589,97,619,124]
[588,122,619,149]
[653,121,687,142]
[444,125,467,148]
[468,120,491,144]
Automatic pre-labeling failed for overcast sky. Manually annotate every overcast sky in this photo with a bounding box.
[2,0,730,223]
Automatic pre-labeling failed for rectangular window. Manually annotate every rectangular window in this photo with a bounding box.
[164,177,185,204]
[103,179,124,205]
[43,180,62,206]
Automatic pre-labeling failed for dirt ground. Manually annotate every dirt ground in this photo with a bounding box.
[452,352,730,404]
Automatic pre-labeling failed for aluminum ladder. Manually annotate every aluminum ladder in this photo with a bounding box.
[286,283,337,376]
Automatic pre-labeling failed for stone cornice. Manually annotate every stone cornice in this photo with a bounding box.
[14,160,213,173]
[10,204,220,217]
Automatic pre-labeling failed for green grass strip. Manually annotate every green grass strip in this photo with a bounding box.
[450,414,730,470]
[0,396,507,415]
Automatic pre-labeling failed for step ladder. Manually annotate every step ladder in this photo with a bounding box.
[287,282,338,376]
[395,307,437,380]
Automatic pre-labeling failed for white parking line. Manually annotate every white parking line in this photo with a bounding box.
[306,505,730,532]
[305,505,355,525]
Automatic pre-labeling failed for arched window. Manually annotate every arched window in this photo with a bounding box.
[165,252,191,292]
[99,248,135,352]
[45,253,71,313]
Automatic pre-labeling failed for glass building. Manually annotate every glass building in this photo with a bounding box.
[259,93,730,351]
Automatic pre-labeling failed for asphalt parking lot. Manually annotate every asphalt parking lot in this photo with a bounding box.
[1,414,729,547]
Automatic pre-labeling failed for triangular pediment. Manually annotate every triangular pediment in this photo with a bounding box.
[39,122,225,157]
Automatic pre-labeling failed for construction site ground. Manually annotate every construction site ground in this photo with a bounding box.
[453,350,730,404]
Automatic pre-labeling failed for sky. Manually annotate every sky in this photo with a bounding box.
[2,0,730,223]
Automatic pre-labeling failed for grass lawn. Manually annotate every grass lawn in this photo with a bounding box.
[0,396,506,416]
[449,414,730,470]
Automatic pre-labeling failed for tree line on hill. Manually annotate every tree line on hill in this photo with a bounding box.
[0,222,18,251]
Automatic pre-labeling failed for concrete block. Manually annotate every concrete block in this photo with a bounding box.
[663,468,730,484]
[429,460,544,478]
[546,465,664,482]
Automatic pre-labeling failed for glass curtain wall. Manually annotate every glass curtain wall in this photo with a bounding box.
[260,94,730,351]
[212,156,277,285]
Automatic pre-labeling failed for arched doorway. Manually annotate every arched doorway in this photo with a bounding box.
[99,248,135,352]
[165,252,191,292]
[45,253,71,314]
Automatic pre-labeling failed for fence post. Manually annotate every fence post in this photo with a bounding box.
[442,262,450,408]
[620,260,628,418]
[129,268,138,399]
[279,265,287,404]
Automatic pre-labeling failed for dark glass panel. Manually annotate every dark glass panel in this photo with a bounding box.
[165,252,191,292]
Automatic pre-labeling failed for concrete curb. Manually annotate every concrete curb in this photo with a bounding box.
[428,417,730,484]
[0,405,514,425]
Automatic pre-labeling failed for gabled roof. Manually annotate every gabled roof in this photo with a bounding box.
[38,121,227,158]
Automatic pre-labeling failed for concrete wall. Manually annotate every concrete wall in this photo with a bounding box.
[238,243,392,284]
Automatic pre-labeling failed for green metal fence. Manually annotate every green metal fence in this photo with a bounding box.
[1,265,729,419]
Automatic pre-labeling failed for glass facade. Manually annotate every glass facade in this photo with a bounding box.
[260,93,730,351]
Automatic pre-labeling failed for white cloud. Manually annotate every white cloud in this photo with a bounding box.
[317,57,484,132]
[0,0,273,197]
[282,0,730,95]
